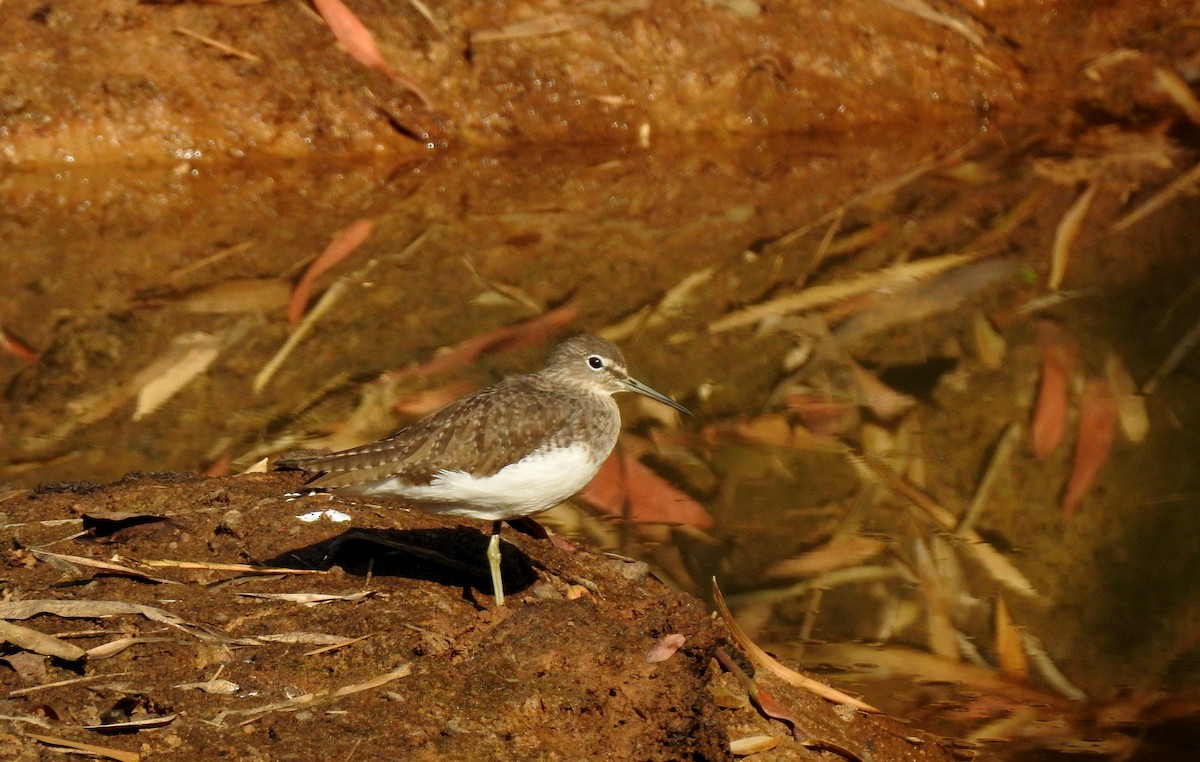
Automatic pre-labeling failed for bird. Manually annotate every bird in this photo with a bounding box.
[278,334,690,605]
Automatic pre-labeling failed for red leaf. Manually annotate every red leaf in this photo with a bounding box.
[312,0,433,107]
[577,448,713,530]
[577,451,626,517]
[1031,320,1077,459]
[288,218,375,328]
[390,304,578,381]
[1063,378,1117,523]
[623,454,713,529]
[392,381,477,417]
[0,325,40,364]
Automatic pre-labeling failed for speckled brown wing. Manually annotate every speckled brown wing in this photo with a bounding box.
[288,375,589,491]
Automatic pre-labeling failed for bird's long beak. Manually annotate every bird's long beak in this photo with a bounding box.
[624,377,692,416]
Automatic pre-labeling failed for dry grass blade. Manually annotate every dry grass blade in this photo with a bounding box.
[880,0,984,49]
[174,26,262,63]
[1155,66,1200,125]
[601,265,718,342]
[32,549,180,585]
[1048,182,1097,291]
[87,636,174,660]
[763,535,887,581]
[712,578,879,713]
[407,0,445,38]
[709,252,984,333]
[138,559,326,574]
[27,733,140,762]
[332,663,411,696]
[801,642,1074,708]
[1021,632,1087,701]
[911,537,958,660]
[859,456,1046,603]
[731,565,908,608]
[8,672,131,698]
[1111,157,1200,233]
[956,422,1020,535]
[0,620,86,661]
[257,631,357,645]
[305,633,372,656]
[1142,310,1200,394]
[256,278,350,393]
[170,240,255,280]
[472,13,596,43]
[211,691,324,726]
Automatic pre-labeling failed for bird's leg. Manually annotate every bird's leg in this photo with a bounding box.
[487,520,505,606]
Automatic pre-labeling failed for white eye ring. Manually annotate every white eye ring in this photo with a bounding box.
[587,355,604,370]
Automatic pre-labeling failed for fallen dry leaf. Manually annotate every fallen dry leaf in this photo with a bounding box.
[730,735,782,756]
[288,217,375,328]
[180,277,290,314]
[972,310,1006,369]
[84,714,177,733]
[848,359,916,422]
[646,633,686,663]
[236,591,376,607]
[133,331,223,421]
[2,652,47,682]
[1062,377,1117,523]
[173,678,240,694]
[0,620,86,661]
[995,596,1028,680]
[1031,320,1077,459]
[1048,182,1098,291]
[1105,351,1148,442]
[87,636,173,660]
[764,535,888,581]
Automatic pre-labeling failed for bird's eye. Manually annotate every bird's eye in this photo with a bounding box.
[587,355,604,370]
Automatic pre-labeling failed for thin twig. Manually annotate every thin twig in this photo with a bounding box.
[174,27,262,63]
[1110,157,1200,233]
[956,422,1020,535]
[1142,311,1200,394]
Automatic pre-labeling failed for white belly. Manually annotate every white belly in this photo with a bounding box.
[356,443,601,521]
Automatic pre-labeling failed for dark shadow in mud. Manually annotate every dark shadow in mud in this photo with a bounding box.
[259,526,539,599]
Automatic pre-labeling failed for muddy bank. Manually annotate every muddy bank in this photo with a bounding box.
[0,473,954,760]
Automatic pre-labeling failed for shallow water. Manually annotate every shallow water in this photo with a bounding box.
[3,135,1200,756]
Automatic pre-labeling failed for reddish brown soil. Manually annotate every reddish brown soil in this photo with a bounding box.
[0,474,954,760]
